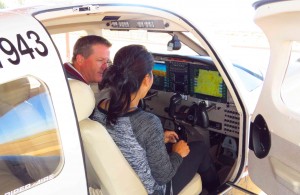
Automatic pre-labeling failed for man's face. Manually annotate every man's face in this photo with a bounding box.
[81,44,110,83]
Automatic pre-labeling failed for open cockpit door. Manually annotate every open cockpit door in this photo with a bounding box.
[0,9,88,194]
[249,1,300,194]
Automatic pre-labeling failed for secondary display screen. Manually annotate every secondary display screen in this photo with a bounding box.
[152,62,169,91]
[190,65,227,102]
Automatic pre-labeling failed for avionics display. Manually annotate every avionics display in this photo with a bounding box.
[152,62,169,91]
[169,62,189,94]
[190,65,227,102]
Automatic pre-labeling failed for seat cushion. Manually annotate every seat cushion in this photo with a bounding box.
[80,119,147,195]
[179,173,202,195]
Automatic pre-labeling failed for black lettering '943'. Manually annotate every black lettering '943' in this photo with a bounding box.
[0,30,48,68]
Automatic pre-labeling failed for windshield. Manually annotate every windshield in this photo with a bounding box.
[102,30,198,58]
[102,29,263,91]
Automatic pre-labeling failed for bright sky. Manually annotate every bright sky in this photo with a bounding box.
[0,93,55,143]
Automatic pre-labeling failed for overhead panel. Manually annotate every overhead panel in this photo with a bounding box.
[107,20,166,30]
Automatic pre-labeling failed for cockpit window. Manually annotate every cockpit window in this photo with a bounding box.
[102,29,198,58]
[0,76,62,194]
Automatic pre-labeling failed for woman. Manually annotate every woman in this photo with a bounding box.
[93,45,219,194]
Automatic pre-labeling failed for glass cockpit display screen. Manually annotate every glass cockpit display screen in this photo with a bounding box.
[152,62,169,91]
[190,65,227,102]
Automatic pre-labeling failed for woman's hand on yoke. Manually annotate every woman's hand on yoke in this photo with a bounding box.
[164,130,179,143]
[172,140,190,158]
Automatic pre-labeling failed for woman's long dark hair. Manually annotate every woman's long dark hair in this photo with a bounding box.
[99,45,154,125]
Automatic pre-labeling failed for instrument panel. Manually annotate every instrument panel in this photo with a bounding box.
[146,54,240,138]
[152,54,227,103]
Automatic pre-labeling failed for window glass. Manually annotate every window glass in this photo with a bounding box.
[0,76,62,194]
[281,41,300,113]
[51,30,87,63]
[102,29,197,58]
[51,30,198,65]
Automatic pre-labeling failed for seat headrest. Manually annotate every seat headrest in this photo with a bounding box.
[69,79,95,121]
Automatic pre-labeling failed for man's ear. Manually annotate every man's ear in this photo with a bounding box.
[75,55,84,65]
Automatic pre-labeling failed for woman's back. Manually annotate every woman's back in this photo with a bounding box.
[93,106,181,194]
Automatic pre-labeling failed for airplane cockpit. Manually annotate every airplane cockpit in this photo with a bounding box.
[44,5,260,192]
[4,1,300,194]
[148,54,239,137]
[0,3,265,195]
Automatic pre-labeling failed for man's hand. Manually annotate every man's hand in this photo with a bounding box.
[164,130,179,143]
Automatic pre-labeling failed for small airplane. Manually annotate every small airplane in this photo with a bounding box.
[0,0,299,194]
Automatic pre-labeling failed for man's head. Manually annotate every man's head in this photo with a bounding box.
[72,35,112,84]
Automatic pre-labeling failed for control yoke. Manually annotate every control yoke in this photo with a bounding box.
[168,93,182,119]
[197,101,209,128]
[168,93,210,128]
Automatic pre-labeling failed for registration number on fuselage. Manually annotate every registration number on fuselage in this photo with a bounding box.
[0,30,48,68]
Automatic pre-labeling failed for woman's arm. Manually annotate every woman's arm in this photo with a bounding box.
[132,112,183,185]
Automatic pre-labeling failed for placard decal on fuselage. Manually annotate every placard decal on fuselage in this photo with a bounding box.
[0,30,48,68]
[4,174,55,195]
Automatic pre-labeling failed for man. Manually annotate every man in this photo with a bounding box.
[64,35,112,84]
